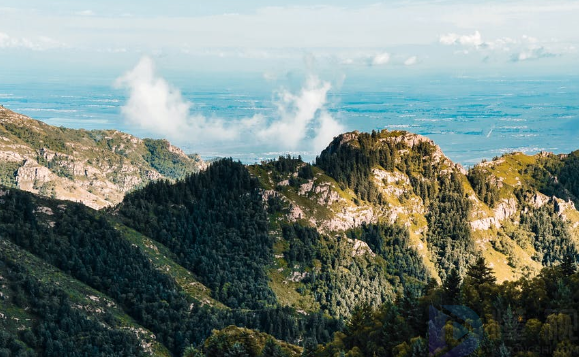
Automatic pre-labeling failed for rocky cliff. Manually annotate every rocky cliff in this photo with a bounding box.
[252,130,579,284]
[0,106,204,209]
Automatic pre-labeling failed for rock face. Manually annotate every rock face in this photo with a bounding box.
[255,130,579,284]
[0,107,204,209]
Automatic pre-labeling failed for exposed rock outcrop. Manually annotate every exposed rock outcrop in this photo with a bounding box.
[0,106,204,209]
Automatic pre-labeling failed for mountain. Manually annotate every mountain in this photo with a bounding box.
[252,130,579,284]
[1,110,579,356]
[0,106,205,209]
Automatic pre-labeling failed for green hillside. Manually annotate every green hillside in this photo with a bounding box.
[1,117,579,356]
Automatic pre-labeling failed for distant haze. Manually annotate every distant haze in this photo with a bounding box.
[0,1,578,162]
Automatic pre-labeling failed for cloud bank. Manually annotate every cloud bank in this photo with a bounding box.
[0,31,65,50]
[438,30,567,62]
[439,31,483,48]
[115,57,344,153]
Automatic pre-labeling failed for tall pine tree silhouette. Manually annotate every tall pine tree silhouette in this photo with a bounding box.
[466,257,496,286]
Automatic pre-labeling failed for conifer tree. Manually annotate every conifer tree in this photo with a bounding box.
[443,268,462,304]
[466,257,496,286]
[560,248,577,277]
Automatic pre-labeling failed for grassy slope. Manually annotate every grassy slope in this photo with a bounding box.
[114,223,227,309]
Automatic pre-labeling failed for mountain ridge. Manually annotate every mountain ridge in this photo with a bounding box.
[0,106,205,209]
[1,108,579,356]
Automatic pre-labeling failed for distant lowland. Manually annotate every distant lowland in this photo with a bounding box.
[2,74,578,165]
[1,106,579,356]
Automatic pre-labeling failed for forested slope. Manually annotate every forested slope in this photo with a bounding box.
[1,127,579,356]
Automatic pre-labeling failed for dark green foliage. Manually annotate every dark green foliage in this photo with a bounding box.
[268,155,305,175]
[526,151,579,205]
[200,326,299,357]
[0,187,341,356]
[143,138,200,180]
[266,194,286,215]
[466,256,496,286]
[183,346,204,357]
[0,161,19,187]
[281,222,430,318]
[314,258,579,357]
[2,122,71,154]
[282,224,319,267]
[261,155,313,189]
[315,131,397,203]
[346,223,428,282]
[426,173,475,278]
[557,151,579,203]
[301,337,318,357]
[281,224,395,318]
[298,164,314,180]
[118,159,276,309]
[467,166,500,207]
[0,189,199,354]
[260,339,287,357]
[0,329,35,357]
[205,334,256,357]
[316,132,474,279]
[316,130,441,204]
[318,298,425,357]
[0,257,143,357]
[561,248,577,277]
[442,268,462,304]
[514,190,578,266]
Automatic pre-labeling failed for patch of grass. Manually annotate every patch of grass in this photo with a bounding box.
[267,234,319,312]
[486,152,537,189]
[247,164,275,190]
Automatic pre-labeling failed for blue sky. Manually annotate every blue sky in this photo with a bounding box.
[1,0,578,77]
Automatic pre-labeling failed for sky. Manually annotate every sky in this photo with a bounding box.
[1,0,578,76]
[1,1,578,158]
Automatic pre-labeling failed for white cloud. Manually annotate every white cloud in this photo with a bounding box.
[115,57,344,152]
[439,31,568,63]
[512,47,556,62]
[404,56,418,66]
[0,31,66,50]
[371,52,390,65]
[439,31,483,47]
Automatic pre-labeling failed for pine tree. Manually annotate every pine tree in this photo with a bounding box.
[466,257,496,286]
[227,342,249,357]
[410,337,427,357]
[560,248,577,277]
[443,268,462,304]
[502,305,518,344]
[302,337,318,357]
